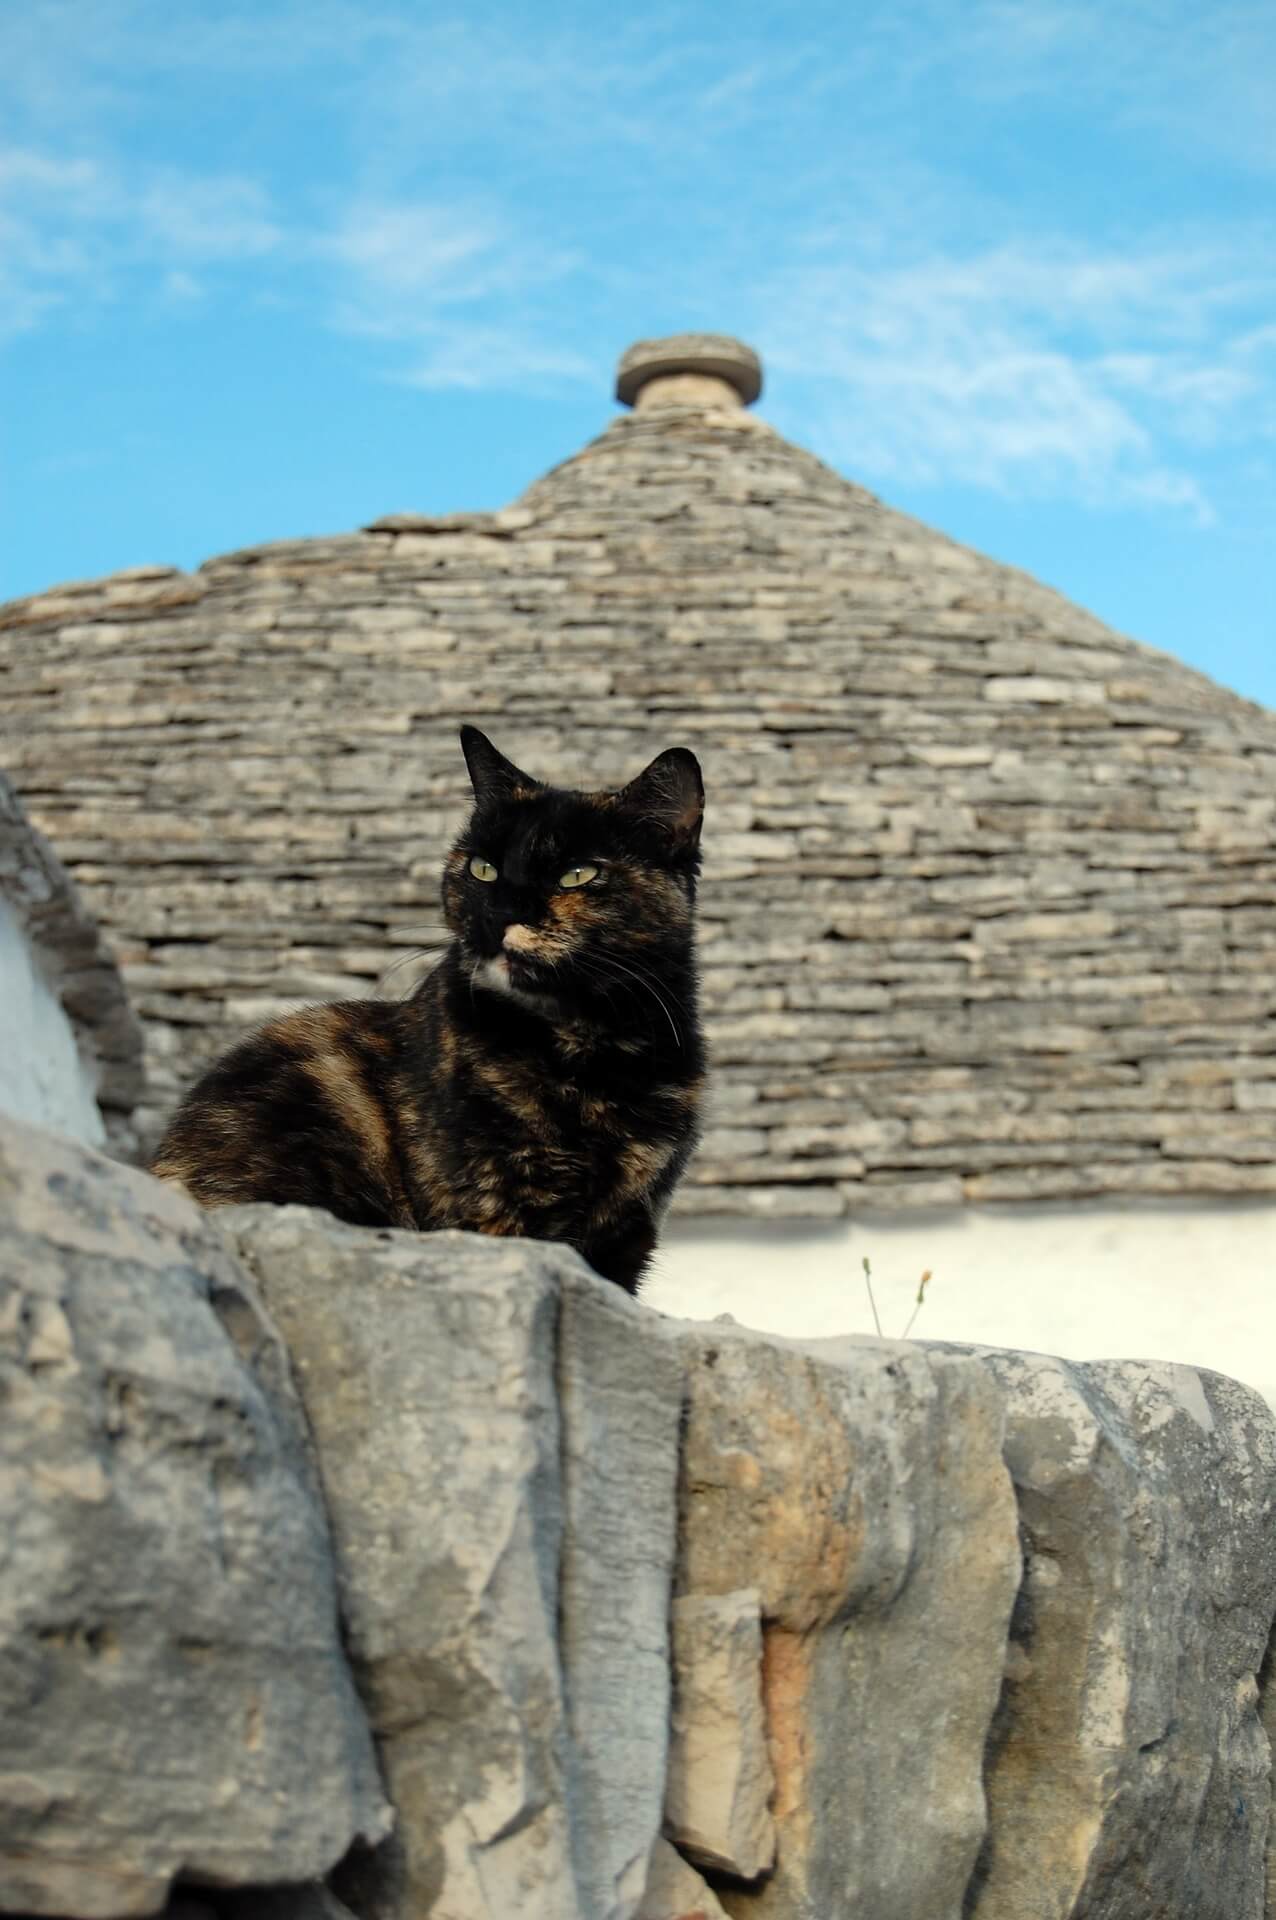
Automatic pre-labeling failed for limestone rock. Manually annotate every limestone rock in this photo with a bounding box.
[665,1590,774,1878]
[0,1116,391,1918]
[224,1208,682,1920]
[0,770,143,1147]
[671,1324,1020,1918]
[637,1837,730,1920]
[225,1208,575,1920]
[965,1351,1276,1920]
[556,1257,684,1919]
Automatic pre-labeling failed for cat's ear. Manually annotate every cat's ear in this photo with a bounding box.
[460,726,541,802]
[618,748,704,848]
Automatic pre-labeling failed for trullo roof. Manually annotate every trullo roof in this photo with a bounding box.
[3,334,1274,1217]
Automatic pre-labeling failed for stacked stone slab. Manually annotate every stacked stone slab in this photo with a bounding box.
[3,335,1276,1213]
[4,1113,1276,1920]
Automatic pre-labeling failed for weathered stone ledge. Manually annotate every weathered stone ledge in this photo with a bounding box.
[3,1112,1276,1919]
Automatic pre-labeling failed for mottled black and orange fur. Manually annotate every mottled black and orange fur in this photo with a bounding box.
[150,728,705,1292]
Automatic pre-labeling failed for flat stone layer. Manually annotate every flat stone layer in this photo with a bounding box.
[3,400,1276,1216]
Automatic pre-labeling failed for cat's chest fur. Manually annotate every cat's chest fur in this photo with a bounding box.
[402,975,697,1244]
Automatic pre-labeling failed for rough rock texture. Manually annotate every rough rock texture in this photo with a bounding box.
[636,1838,730,1920]
[964,1351,1276,1920]
[223,1208,574,1920]
[665,1591,774,1878]
[8,1124,1276,1919]
[0,1116,390,1917]
[5,347,1276,1213]
[555,1251,685,1918]
[223,1207,682,1920]
[1263,1658,1276,1920]
[0,770,142,1145]
[671,1324,1021,1919]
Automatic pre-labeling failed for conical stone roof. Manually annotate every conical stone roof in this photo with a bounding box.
[4,335,1276,1217]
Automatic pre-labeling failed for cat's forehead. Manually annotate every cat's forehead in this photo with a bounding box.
[472,785,613,855]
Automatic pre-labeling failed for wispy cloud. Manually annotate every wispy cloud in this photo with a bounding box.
[905,0,1276,172]
[159,268,206,303]
[0,136,592,385]
[139,174,281,260]
[0,149,109,339]
[320,201,576,319]
[315,200,591,390]
[758,240,1275,519]
[0,145,284,338]
[394,327,598,394]
[3,0,1274,526]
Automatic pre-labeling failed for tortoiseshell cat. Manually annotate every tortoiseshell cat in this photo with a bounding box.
[150,728,705,1292]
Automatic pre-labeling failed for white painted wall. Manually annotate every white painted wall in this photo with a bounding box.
[0,898,104,1145]
[648,1200,1276,1410]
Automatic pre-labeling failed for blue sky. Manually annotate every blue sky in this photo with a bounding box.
[4,1,1274,706]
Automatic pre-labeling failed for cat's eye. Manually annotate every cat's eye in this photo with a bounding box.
[559,864,599,890]
[469,856,498,883]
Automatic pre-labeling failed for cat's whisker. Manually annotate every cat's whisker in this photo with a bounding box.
[575,949,684,1049]
[586,946,683,1004]
[375,948,431,997]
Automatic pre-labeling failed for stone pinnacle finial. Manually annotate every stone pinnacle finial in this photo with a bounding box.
[615,333,763,411]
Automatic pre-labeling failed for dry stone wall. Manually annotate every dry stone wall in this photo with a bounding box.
[4,1110,1276,1920]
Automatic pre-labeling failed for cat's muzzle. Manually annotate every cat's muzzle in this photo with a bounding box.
[474,951,559,1005]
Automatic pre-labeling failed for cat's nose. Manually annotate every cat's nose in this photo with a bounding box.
[502,923,540,954]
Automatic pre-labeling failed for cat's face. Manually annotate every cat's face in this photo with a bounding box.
[441,728,703,1017]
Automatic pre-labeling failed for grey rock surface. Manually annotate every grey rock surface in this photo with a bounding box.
[665,1590,774,1878]
[671,1324,1020,1919]
[0,1116,391,1917]
[8,1114,1276,1919]
[636,1837,730,1920]
[964,1351,1276,1920]
[224,1208,576,1920]
[0,770,142,1147]
[556,1257,684,1919]
[224,1209,682,1920]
